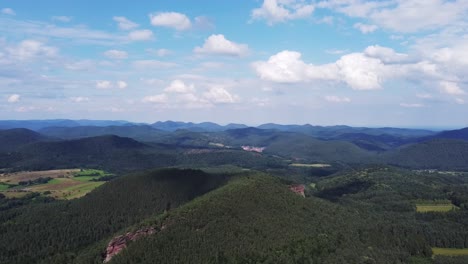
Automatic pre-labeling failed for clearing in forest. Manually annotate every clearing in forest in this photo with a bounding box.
[416,204,458,213]
[0,169,111,199]
[290,163,331,168]
[0,169,80,184]
[432,247,468,256]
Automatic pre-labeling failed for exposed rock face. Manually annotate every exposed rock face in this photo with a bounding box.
[241,146,265,153]
[289,184,305,197]
[103,227,158,263]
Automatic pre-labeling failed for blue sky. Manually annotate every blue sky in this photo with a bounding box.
[1,0,467,127]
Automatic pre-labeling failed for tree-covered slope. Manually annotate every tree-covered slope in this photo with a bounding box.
[384,139,468,169]
[86,174,432,264]
[0,169,227,264]
[39,125,166,142]
[0,128,49,152]
[1,135,179,172]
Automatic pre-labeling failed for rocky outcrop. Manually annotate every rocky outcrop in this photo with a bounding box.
[103,226,160,263]
[289,184,305,197]
[241,146,265,153]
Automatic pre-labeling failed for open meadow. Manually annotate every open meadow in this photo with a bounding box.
[432,248,468,256]
[0,169,110,199]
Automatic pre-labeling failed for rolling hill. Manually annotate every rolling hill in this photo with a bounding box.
[0,128,50,152]
[72,173,432,264]
[0,119,133,131]
[0,169,227,264]
[430,127,468,141]
[384,139,468,170]
[3,135,177,172]
[39,125,166,142]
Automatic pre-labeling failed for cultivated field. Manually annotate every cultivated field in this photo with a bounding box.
[28,178,105,199]
[416,204,458,213]
[289,163,331,168]
[0,169,80,184]
[432,247,468,256]
[0,169,110,200]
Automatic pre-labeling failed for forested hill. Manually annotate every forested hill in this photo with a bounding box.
[430,127,468,141]
[38,125,166,142]
[74,172,432,264]
[0,128,50,152]
[4,135,172,172]
[385,139,468,169]
[0,169,227,264]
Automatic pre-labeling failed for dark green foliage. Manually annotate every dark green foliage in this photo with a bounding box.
[18,177,52,186]
[431,127,468,141]
[0,128,49,152]
[434,256,468,264]
[39,125,166,142]
[101,175,430,264]
[385,139,468,170]
[1,135,178,173]
[0,169,226,264]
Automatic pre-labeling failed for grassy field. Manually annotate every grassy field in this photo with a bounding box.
[290,163,331,168]
[0,169,80,184]
[416,204,458,213]
[28,178,105,199]
[0,169,110,200]
[432,247,468,256]
[74,169,111,177]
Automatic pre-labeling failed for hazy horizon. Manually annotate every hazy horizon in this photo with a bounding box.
[0,118,462,131]
[1,1,467,127]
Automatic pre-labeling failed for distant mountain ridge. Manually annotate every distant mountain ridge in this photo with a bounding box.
[431,127,468,141]
[2,125,468,171]
[0,119,437,137]
[0,119,133,130]
[0,128,51,152]
[151,121,247,132]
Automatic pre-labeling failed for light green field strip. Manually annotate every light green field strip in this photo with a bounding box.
[289,163,331,168]
[416,204,458,213]
[433,247,468,256]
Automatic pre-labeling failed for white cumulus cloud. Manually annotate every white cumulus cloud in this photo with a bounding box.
[142,94,168,103]
[113,16,139,30]
[146,48,173,57]
[251,0,315,25]
[149,12,192,30]
[370,0,468,33]
[117,81,128,89]
[439,81,465,95]
[194,34,249,57]
[252,50,338,84]
[52,16,72,22]
[132,60,177,69]
[164,80,195,93]
[204,86,238,103]
[336,53,385,90]
[1,8,15,15]
[400,103,424,108]
[7,94,20,103]
[96,80,113,89]
[104,49,128,59]
[8,40,58,61]
[128,30,154,41]
[364,45,409,63]
[70,97,90,103]
[253,50,390,90]
[353,23,378,34]
[95,80,127,89]
[325,95,351,103]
